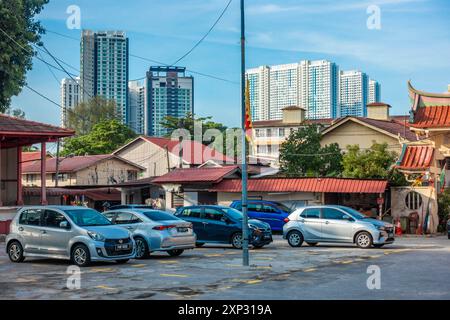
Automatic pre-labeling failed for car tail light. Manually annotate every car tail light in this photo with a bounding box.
[283,218,290,223]
[153,225,176,231]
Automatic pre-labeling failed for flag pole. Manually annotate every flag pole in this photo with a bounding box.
[240,0,249,266]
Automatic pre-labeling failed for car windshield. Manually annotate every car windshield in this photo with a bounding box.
[340,207,368,219]
[223,208,243,220]
[274,202,293,213]
[63,208,112,226]
[142,211,179,221]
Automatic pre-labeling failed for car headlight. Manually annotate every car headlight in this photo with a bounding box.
[87,231,106,241]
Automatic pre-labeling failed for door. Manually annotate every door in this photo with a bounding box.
[298,208,323,241]
[178,207,205,240]
[17,209,44,254]
[202,208,230,242]
[40,210,73,257]
[260,203,284,230]
[321,207,354,242]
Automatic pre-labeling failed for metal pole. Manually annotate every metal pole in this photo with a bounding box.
[55,139,60,187]
[240,0,249,267]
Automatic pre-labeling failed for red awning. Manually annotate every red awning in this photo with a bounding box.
[209,178,388,194]
[396,145,433,171]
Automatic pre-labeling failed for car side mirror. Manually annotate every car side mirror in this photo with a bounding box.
[60,221,70,229]
[221,216,230,224]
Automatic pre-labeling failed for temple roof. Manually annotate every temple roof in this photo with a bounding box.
[408,81,450,111]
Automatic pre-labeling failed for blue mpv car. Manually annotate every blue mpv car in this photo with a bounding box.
[175,205,272,249]
[230,200,292,231]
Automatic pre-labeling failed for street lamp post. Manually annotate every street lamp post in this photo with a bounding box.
[240,0,249,266]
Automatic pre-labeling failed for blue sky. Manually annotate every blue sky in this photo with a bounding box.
[11,0,450,128]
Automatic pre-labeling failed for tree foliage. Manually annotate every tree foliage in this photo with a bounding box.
[66,96,118,135]
[279,125,343,177]
[0,0,48,112]
[161,112,227,139]
[61,119,136,156]
[342,142,398,179]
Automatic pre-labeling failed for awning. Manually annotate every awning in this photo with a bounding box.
[396,145,433,171]
[23,188,121,201]
[209,178,388,194]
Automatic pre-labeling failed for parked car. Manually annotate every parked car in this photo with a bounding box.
[6,206,135,267]
[447,219,450,239]
[109,204,154,210]
[230,200,292,231]
[283,205,395,249]
[175,205,273,249]
[102,209,196,258]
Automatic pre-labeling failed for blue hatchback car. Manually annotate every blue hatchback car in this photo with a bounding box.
[230,200,292,231]
[175,205,272,249]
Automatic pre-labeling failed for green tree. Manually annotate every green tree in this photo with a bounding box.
[0,0,49,112]
[66,96,118,135]
[438,188,450,232]
[279,125,343,177]
[161,112,227,139]
[61,119,136,156]
[342,142,398,179]
[6,107,26,118]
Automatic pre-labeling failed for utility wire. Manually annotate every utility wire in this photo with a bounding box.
[170,0,233,66]
[44,27,239,85]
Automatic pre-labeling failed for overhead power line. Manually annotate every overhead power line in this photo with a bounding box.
[170,0,233,66]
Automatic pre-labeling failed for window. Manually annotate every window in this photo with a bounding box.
[42,210,68,228]
[300,208,321,219]
[127,170,137,181]
[405,191,422,210]
[204,208,223,221]
[103,212,117,222]
[180,208,202,218]
[115,212,140,224]
[19,209,43,226]
[262,204,277,213]
[322,208,349,220]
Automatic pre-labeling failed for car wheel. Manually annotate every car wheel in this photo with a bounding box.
[231,232,243,249]
[355,232,373,249]
[195,243,205,247]
[373,244,384,248]
[306,242,318,247]
[7,241,25,263]
[287,230,304,247]
[448,233,450,240]
[71,244,91,267]
[116,259,129,264]
[167,249,184,257]
[134,237,149,259]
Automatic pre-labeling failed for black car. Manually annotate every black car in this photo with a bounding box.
[175,205,273,249]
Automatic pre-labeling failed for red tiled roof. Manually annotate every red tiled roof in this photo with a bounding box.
[367,102,391,107]
[209,178,388,194]
[411,105,450,128]
[142,136,235,164]
[22,151,42,163]
[22,154,143,173]
[0,114,74,135]
[354,117,418,141]
[152,166,239,184]
[396,145,433,171]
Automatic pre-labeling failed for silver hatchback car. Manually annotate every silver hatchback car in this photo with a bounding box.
[6,206,136,267]
[283,205,394,249]
[102,209,196,258]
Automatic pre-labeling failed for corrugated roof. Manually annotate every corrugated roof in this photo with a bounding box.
[142,136,235,164]
[209,178,388,194]
[22,154,143,173]
[152,166,239,184]
[396,145,433,171]
[411,105,450,128]
[0,114,74,135]
[22,151,42,163]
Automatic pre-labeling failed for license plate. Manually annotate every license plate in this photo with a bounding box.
[388,233,393,238]
[177,227,189,233]
[115,244,130,250]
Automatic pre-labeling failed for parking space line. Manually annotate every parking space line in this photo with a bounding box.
[95,285,116,290]
[303,268,317,272]
[205,253,223,257]
[90,267,115,273]
[160,273,189,278]
[130,264,147,268]
[243,279,262,284]
[157,260,179,264]
[226,264,241,267]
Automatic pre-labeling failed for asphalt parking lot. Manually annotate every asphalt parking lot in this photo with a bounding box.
[1,235,449,300]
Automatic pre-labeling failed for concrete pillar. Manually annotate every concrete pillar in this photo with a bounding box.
[16,147,24,205]
[40,143,48,205]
